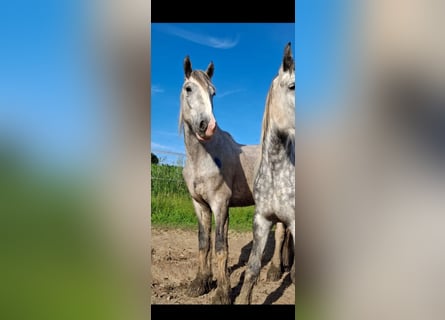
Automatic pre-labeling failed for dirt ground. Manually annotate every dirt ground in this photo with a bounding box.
[151,227,295,305]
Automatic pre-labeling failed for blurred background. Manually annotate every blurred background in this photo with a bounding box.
[0,0,149,319]
[1,0,444,318]
[297,0,445,319]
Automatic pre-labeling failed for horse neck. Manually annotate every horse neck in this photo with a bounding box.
[261,125,295,166]
[183,122,222,160]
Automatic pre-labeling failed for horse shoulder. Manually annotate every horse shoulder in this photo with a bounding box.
[183,156,231,201]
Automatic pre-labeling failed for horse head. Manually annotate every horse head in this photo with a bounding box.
[266,42,296,139]
[180,56,217,142]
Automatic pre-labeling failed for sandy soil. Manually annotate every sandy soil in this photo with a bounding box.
[151,227,295,305]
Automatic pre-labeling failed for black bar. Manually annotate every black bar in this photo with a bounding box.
[151,305,295,319]
[151,0,295,23]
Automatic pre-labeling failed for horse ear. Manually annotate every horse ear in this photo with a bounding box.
[282,42,294,72]
[184,56,192,79]
[206,61,214,79]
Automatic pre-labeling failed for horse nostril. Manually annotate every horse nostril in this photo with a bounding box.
[199,120,208,133]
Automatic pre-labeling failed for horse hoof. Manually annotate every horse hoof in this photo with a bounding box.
[266,264,282,282]
[212,289,231,304]
[187,276,212,297]
[283,262,293,273]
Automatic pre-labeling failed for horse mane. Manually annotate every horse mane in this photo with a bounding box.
[178,98,184,135]
[259,80,275,149]
[258,72,295,163]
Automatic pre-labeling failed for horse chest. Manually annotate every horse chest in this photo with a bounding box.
[254,159,295,215]
[183,161,229,201]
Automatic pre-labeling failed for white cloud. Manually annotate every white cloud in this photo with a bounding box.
[158,24,239,49]
[151,142,171,150]
[216,88,246,98]
[151,85,164,94]
[151,142,184,154]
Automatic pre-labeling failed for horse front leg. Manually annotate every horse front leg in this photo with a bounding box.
[236,212,273,304]
[267,222,286,281]
[187,199,213,297]
[211,201,231,304]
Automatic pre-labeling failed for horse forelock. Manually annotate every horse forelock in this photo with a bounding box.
[191,70,214,92]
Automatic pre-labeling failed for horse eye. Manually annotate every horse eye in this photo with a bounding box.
[288,82,295,90]
[185,86,192,93]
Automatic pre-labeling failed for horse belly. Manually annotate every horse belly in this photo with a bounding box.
[229,179,254,207]
[229,196,254,207]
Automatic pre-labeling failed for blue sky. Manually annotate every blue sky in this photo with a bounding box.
[151,23,295,164]
[296,0,352,118]
[151,5,351,164]
[0,0,351,169]
[0,0,104,171]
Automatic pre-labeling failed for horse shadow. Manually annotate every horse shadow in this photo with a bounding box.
[262,272,293,304]
[230,230,291,303]
[229,230,276,274]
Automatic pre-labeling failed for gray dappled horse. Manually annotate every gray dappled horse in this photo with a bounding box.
[179,55,292,304]
[236,42,296,304]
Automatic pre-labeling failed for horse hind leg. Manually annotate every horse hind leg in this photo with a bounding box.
[288,220,295,285]
[236,212,273,304]
[281,227,294,273]
[187,199,213,297]
[211,202,231,304]
[266,222,286,281]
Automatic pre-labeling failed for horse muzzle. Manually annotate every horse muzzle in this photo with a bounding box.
[196,117,217,141]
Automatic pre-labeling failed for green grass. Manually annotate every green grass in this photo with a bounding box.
[151,163,189,196]
[151,163,255,232]
[0,151,139,320]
